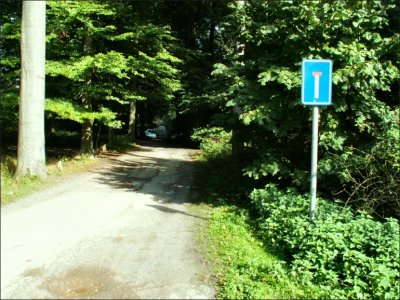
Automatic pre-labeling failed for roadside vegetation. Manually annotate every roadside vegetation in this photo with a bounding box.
[1,154,97,204]
[193,128,399,299]
[207,205,322,299]
[1,133,135,205]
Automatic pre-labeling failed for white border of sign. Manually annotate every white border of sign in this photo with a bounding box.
[301,59,333,106]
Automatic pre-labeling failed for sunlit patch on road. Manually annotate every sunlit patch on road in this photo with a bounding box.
[42,265,138,299]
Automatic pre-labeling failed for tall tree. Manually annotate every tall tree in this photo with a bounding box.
[16,0,47,178]
[160,0,231,135]
[212,0,400,218]
[45,0,182,148]
[111,0,184,139]
[46,0,128,155]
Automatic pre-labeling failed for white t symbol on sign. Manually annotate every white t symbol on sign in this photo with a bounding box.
[312,72,322,99]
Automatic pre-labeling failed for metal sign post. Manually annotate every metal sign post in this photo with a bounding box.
[301,59,333,221]
[310,106,319,221]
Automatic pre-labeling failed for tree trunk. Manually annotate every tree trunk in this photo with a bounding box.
[108,126,112,146]
[80,32,94,156]
[17,0,47,179]
[127,100,136,140]
[128,80,138,140]
[231,123,244,160]
[209,1,215,60]
[209,22,215,60]
[231,0,246,160]
[80,115,94,155]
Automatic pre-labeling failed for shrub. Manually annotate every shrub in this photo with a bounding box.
[107,134,135,152]
[191,127,232,161]
[250,184,400,299]
[320,109,400,220]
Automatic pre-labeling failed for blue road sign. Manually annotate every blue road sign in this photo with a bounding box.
[301,59,333,105]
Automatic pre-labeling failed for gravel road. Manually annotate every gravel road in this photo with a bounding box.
[1,142,214,299]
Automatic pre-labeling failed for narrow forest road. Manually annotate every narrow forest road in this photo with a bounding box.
[1,142,214,299]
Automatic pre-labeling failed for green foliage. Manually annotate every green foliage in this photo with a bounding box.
[46,51,130,81]
[191,127,232,161]
[210,0,400,218]
[44,0,184,146]
[192,143,253,201]
[250,184,400,299]
[0,0,21,142]
[107,134,135,152]
[45,98,122,128]
[0,92,19,144]
[45,0,131,132]
[137,48,182,99]
[323,113,400,219]
[207,206,322,299]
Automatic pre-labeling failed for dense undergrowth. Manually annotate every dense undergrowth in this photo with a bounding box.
[251,185,399,299]
[194,127,400,299]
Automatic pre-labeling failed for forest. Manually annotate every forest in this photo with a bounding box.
[1,0,399,298]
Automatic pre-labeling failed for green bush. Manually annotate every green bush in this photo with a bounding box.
[107,134,135,152]
[191,127,232,161]
[320,108,400,220]
[208,206,322,299]
[250,184,400,299]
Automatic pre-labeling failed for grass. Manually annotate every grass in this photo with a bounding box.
[1,154,103,205]
[1,134,137,205]
[190,148,323,299]
[204,204,322,299]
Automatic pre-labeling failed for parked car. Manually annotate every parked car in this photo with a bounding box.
[145,129,157,139]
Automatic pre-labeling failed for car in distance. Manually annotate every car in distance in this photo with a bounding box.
[145,129,157,139]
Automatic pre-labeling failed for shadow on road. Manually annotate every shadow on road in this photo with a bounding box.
[146,204,207,220]
[91,141,204,209]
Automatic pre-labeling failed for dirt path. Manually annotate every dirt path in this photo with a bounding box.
[1,143,214,299]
